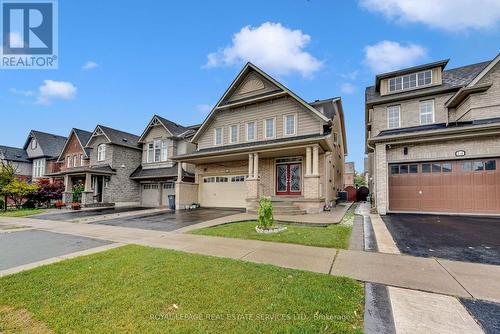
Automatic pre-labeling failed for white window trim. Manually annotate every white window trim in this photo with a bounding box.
[31,138,37,150]
[246,121,257,142]
[161,140,168,162]
[214,127,223,146]
[67,155,71,168]
[263,117,276,139]
[146,142,154,163]
[388,69,433,93]
[80,154,84,166]
[73,155,77,168]
[229,124,239,144]
[97,144,106,161]
[419,99,435,125]
[283,113,297,136]
[387,105,401,129]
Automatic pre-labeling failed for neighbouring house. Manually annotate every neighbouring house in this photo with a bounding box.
[173,62,347,213]
[344,161,355,187]
[0,145,32,180]
[23,130,67,180]
[366,53,500,215]
[45,128,94,204]
[130,115,196,207]
[61,125,142,207]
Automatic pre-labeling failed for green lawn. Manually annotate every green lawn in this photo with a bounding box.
[190,221,352,249]
[0,245,363,333]
[0,208,46,217]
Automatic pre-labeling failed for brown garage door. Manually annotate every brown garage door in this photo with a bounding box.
[389,158,500,214]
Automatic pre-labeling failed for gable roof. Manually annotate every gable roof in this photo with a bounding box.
[138,115,194,143]
[23,130,67,159]
[0,145,30,163]
[365,60,491,105]
[57,128,93,161]
[86,125,140,150]
[191,62,330,142]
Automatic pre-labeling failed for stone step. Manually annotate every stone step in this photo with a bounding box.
[247,209,306,216]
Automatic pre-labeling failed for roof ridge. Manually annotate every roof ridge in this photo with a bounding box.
[31,129,67,139]
[443,60,492,73]
[98,124,140,138]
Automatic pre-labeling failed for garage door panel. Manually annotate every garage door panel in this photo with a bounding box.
[389,158,500,214]
[199,175,246,208]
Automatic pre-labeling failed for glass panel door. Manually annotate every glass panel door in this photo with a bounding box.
[276,164,288,194]
[289,163,301,194]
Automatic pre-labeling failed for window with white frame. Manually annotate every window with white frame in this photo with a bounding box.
[32,159,45,178]
[73,155,77,167]
[230,125,238,143]
[264,118,275,138]
[80,154,84,166]
[147,143,154,162]
[161,140,168,161]
[388,70,432,93]
[214,127,223,145]
[387,105,401,129]
[154,139,161,162]
[246,121,256,141]
[67,156,71,168]
[419,100,434,125]
[284,114,296,135]
[97,144,106,161]
[147,139,168,163]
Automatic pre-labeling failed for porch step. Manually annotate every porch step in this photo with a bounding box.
[247,200,306,215]
[247,208,306,216]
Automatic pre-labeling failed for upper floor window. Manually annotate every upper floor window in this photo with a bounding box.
[420,100,435,125]
[214,127,223,145]
[32,159,45,178]
[67,155,71,168]
[230,125,239,143]
[147,139,168,163]
[388,70,432,93]
[97,144,106,161]
[387,105,401,129]
[246,121,256,141]
[80,154,84,166]
[284,114,296,136]
[31,138,37,150]
[73,155,78,167]
[264,118,275,138]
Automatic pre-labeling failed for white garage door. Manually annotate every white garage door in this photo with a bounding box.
[199,175,246,208]
[141,183,159,207]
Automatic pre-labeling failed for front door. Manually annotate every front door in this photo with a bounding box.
[96,177,103,202]
[276,163,302,195]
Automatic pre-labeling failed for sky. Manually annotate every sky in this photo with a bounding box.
[1,0,499,172]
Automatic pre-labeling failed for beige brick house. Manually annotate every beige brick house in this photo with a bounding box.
[366,53,500,215]
[173,63,347,213]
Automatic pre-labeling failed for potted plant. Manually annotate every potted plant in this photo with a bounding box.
[71,202,81,210]
[54,200,64,209]
[71,184,84,210]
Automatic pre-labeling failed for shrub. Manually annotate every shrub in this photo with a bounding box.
[2,179,38,209]
[26,178,64,208]
[257,196,275,229]
[72,184,85,203]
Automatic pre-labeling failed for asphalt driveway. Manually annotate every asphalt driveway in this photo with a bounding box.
[0,230,111,271]
[33,206,148,221]
[90,208,244,232]
[383,214,500,265]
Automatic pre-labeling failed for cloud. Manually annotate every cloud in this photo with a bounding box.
[196,104,213,113]
[205,22,322,77]
[340,83,356,94]
[341,70,359,81]
[82,61,99,70]
[360,0,500,31]
[363,40,427,73]
[36,80,77,105]
[9,88,33,97]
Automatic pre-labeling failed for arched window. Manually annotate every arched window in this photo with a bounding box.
[97,144,106,161]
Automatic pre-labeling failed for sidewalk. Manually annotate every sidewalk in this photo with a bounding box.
[1,216,500,303]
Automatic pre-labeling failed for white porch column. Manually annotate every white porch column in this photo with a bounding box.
[177,162,183,181]
[84,173,92,191]
[312,146,319,176]
[253,153,259,179]
[248,153,254,179]
[305,147,312,176]
[64,175,72,192]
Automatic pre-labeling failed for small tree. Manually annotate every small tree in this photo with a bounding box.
[354,174,367,188]
[27,178,64,207]
[72,184,85,203]
[0,161,16,211]
[257,196,275,229]
[3,179,38,209]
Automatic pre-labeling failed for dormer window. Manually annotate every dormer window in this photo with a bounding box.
[97,144,106,161]
[388,70,432,93]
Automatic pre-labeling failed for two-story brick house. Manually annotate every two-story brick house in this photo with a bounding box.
[366,53,500,215]
[130,115,196,207]
[174,63,347,213]
[22,130,67,180]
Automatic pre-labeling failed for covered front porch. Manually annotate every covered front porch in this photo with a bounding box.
[49,167,116,207]
[174,137,334,213]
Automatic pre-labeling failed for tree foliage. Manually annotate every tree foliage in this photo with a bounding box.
[257,196,275,229]
[2,179,38,208]
[0,161,17,210]
[27,178,64,207]
[354,174,367,188]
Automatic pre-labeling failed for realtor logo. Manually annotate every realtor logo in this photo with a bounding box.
[1,0,58,69]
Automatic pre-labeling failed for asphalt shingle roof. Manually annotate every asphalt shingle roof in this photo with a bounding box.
[365,61,491,104]
[97,125,140,149]
[156,115,195,138]
[73,128,93,156]
[0,145,30,163]
[130,164,186,179]
[24,130,67,159]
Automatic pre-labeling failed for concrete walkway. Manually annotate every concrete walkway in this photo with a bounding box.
[2,216,500,304]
